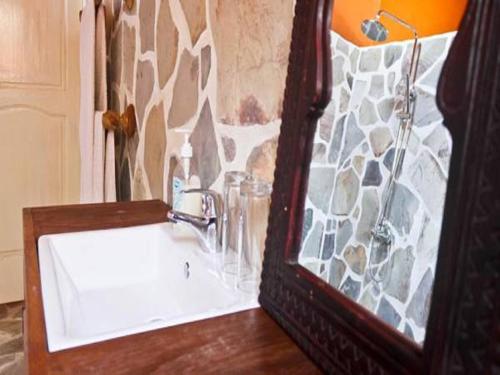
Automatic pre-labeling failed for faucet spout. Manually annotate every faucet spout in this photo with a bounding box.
[167,210,212,230]
[166,189,223,253]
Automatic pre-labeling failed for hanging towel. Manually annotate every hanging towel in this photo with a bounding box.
[79,1,96,203]
[104,130,116,202]
[92,111,105,202]
[96,3,117,203]
[95,4,107,112]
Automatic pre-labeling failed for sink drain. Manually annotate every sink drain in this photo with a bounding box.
[184,262,190,279]
[147,317,166,324]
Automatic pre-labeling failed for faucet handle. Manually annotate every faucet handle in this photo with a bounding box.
[181,189,222,220]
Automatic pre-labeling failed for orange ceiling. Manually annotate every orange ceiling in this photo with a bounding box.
[331,0,468,46]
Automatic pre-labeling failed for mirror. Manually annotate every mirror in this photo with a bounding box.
[260,0,500,373]
[297,2,460,344]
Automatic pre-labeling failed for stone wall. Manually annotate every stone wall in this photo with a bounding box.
[106,0,294,201]
[299,31,455,344]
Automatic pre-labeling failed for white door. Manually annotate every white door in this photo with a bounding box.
[0,0,81,303]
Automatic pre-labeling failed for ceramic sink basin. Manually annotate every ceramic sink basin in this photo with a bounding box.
[38,222,258,352]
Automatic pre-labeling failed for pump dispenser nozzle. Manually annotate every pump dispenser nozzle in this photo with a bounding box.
[174,129,193,181]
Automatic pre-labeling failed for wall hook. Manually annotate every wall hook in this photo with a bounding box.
[102,104,137,138]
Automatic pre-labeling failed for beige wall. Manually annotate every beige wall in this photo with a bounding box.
[107,0,295,202]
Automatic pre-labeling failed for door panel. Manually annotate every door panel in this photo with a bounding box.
[0,0,64,86]
[0,0,80,303]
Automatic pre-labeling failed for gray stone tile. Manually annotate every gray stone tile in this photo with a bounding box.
[380,246,415,303]
[332,55,346,87]
[321,233,336,260]
[414,38,447,81]
[409,150,447,218]
[336,219,353,256]
[332,168,360,216]
[377,98,395,122]
[387,72,396,94]
[355,188,380,246]
[340,276,361,301]
[336,37,350,56]
[320,99,336,141]
[350,48,360,73]
[420,60,444,88]
[413,88,443,128]
[307,167,336,214]
[406,268,434,327]
[302,208,314,242]
[359,290,377,312]
[384,45,403,69]
[344,245,367,275]
[404,323,415,341]
[387,182,420,236]
[383,148,395,171]
[353,155,365,175]
[329,258,346,288]
[377,297,401,328]
[423,125,452,174]
[339,87,350,114]
[312,143,327,163]
[369,75,385,100]
[346,72,354,90]
[339,113,364,165]
[350,80,368,110]
[369,127,393,157]
[359,98,378,126]
[369,239,389,265]
[362,161,382,187]
[302,221,324,258]
[327,115,345,165]
[360,48,381,72]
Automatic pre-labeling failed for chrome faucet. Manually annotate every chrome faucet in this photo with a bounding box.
[167,189,223,253]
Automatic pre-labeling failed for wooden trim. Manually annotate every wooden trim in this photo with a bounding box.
[260,0,500,373]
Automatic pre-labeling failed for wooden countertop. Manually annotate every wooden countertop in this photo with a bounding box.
[23,200,321,375]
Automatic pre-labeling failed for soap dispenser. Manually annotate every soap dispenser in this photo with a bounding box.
[172,129,201,215]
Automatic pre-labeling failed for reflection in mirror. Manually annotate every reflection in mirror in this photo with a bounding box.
[298,3,459,345]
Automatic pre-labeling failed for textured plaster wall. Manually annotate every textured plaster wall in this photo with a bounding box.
[106,0,295,201]
[299,30,455,344]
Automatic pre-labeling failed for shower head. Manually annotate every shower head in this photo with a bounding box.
[361,10,418,42]
[361,16,389,42]
[361,10,421,84]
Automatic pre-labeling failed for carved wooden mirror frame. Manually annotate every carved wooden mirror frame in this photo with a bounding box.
[259,0,500,373]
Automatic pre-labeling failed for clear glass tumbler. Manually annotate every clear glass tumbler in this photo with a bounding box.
[237,178,272,294]
[222,171,252,276]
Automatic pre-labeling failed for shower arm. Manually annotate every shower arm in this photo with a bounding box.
[377,10,420,85]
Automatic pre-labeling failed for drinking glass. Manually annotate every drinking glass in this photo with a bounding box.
[222,171,252,276]
[237,178,272,294]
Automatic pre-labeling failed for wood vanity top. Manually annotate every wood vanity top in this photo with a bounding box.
[23,200,321,374]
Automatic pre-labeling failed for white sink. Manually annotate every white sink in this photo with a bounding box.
[38,222,258,352]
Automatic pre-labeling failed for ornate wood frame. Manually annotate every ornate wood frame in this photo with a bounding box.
[259,0,500,373]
